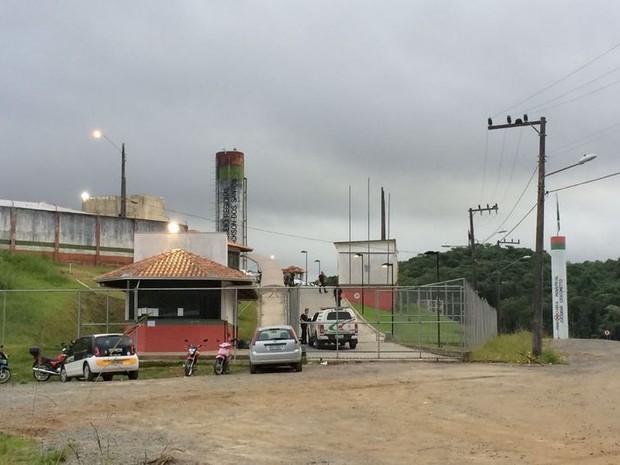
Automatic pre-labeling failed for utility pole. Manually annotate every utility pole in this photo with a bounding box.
[468,203,498,290]
[120,143,127,218]
[488,115,546,356]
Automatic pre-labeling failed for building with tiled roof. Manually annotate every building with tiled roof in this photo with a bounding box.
[95,248,258,353]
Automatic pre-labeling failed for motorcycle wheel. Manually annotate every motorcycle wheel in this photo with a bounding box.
[33,363,51,382]
[0,368,10,384]
[214,358,224,375]
[184,361,194,376]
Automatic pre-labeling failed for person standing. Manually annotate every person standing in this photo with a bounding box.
[318,271,326,293]
[300,308,310,344]
[334,285,343,307]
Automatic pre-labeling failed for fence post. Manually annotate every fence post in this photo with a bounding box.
[1,290,5,344]
[77,290,82,338]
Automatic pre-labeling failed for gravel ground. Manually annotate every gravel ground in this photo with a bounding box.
[0,338,619,464]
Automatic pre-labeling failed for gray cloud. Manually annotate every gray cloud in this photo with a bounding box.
[2,1,620,275]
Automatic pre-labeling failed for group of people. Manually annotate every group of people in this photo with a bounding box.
[318,272,343,304]
[298,280,344,344]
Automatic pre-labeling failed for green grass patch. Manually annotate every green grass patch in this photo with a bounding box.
[469,331,565,364]
[0,432,67,464]
[350,301,463,349]
[236,300,257,341]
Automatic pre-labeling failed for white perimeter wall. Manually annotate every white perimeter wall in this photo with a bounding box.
[134,232,229,265]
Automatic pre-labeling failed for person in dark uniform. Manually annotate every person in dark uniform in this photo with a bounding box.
[334,285,343,307]
[300,308,310,344]
[318,271,327,293]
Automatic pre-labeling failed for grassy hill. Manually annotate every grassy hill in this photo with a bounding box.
[0,252,120,346]
[0,251,259,383]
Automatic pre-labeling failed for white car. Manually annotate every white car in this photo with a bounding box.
[249,325,303,374]
[60,333,139,382]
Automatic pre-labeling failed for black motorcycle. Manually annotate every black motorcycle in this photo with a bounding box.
[0,345,10,384]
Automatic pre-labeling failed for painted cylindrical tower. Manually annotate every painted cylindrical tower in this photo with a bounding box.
[215,150,246,246]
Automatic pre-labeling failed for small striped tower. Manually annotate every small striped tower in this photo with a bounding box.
[550,236,569,339]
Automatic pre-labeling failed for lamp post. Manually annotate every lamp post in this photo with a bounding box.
[314,259,321,276]
[355,253,365,316]
[301,250,308,285]
[424,251,441,346]
[530,153,596,351]
[424,251,440,282]
[382,262,394,337]
[495,255,531,334]
[92,129,127,218]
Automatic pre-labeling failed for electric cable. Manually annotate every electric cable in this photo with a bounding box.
[492,40,620,118]
[547,171,620,194]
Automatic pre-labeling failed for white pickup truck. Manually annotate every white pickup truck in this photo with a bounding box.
[308,307,358,349]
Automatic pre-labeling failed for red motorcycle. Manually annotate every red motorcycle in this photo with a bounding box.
[184,339,208,376]
[30,345,67,381]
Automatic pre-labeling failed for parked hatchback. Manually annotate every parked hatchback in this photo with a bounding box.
[249,325,303,374]
[60,333,139,382]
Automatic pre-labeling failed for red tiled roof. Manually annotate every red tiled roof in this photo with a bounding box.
[95,248,248,281]
[227,240,253,252]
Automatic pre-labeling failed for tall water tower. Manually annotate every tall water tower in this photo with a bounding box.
[215,149,247,248]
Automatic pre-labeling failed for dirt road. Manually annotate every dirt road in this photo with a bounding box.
[0,339,618,464]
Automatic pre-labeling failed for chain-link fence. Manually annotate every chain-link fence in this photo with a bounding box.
[1,278,496,361]
[283,278,497,361]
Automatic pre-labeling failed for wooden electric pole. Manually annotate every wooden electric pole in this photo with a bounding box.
[468,203,498,290]
[488,115,546,356]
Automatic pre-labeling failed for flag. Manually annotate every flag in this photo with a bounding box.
[556,194,561,235]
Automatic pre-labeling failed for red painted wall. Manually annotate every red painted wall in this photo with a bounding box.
[342,287,393,312]
[132,323,233,353]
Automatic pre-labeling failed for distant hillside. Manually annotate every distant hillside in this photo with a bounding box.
[399,244,620,340]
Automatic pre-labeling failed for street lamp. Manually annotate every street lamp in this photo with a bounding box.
[382,262,394,337]
[92,129,127,218]
[424,251,441,346]
[314,259,321,276]
[424,251,440,282]
[355,253,365,315]
[495,255,531,334]
[531,152,596,354]
[301,250,308,285]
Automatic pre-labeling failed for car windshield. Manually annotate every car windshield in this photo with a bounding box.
[326,311,353,320]
[95,335,133,355]
[257,329,293,341]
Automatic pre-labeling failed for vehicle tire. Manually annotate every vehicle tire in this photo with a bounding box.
[294,361,302,372]
[249,363,257,374]
[60,366,70,383]
[102,373,113,382]
[128,370,139,380]
[184,362,193,376]
[214,358,224,375]
[33,363,51,382]
[349,341,357,349]
[0,368,10,384]
[83,363,95,382]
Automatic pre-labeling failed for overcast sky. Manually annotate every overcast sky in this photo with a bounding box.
[2,1,620,276]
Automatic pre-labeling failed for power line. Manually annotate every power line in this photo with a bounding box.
[524,64,620,115]
[527,76,620,114]
[166,207,335,244]
[547,171,620,193]
[492,40,620,118]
